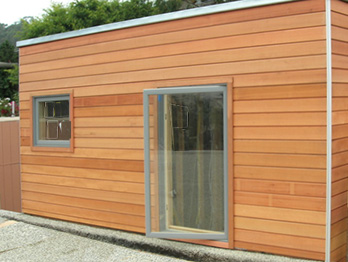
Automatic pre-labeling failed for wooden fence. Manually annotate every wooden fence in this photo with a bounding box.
[0,117,21,212]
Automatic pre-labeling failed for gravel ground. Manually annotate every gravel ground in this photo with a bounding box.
[0,210,321,262]
[0,219,188,262]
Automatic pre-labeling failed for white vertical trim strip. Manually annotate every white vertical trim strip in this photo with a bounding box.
[325,0,332,261]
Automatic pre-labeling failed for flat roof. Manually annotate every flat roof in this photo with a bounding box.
[17,0,300,47]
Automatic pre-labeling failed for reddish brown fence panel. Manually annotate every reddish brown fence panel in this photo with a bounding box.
[0,118,21,212]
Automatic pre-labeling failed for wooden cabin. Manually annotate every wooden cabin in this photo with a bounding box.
[17,0,348,261]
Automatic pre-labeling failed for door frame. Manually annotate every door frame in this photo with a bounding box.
[144,77,233,244]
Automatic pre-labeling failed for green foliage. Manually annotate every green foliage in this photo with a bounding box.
[5,64,19,86]
[154,0,182,14]
[20,4,72,39]
[0,40,18,63]
[0,66,18,101]
[0,70,13,99]
[0,41,18,100]
[119,0,154,21]
[18,0,241,40]
[20,0,184,40]
[0,22,23,46]
[69,0,118,29]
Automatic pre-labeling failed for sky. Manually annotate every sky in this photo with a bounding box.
[1,0,74,25]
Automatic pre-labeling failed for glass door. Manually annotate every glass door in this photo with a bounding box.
[144,85,227,240]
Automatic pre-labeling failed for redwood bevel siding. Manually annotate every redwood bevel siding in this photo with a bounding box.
[19,0,332,260]
[331,1,348,261]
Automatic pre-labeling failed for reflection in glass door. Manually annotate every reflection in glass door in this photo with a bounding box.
[144,85,227,239]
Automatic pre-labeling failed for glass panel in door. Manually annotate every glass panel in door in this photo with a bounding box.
[144,86,227,239]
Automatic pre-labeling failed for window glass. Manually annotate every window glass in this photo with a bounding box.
[144,85,227,240]
[33,95,71,147]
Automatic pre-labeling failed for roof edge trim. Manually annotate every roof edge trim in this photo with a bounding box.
[17,0,297,48]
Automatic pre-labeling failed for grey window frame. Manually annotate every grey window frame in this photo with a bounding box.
[33,94,71,148]
[143,85,228,240]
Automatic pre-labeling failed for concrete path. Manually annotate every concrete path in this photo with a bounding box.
[0,210,319,262]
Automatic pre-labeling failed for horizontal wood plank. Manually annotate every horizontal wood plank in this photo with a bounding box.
[74,138,144,149]
[22,208,145,233]
[332,192,347,210]
[332,165,348,182]
[74,116,144,128]
[332,9,348,29]
[331,244,347,262]
[333,83,348,97]
[234,126,326,140]
[333,124,348,140]
[21,155,144,172]
[234,166,326,183]
[234,241,324,261]
[74,105,143,117]
[332,218,347,238]
[22,182,144,205]
[235,229,325,252]
[235,204,326,225]
[332,206,348,225]
[333,40,348,56]
[234,217,325,238]
[21,147,144,161]
[234,152,326,169]
[234,98,326,113]
[234,69,326,88]
[234,112,326,126]
[234,83,326,100]
[235,178,325,197]
[74,93,142,107]
[332,26,348,43]
[22,173,144,194]
[333,54,348,70]
[21,164,144,183]
[333,151,348,168]
[332,0,348,16]
[234,140,326,154]
[332,178,348,197]
[75,127,144,138]
[234,191,325,211]
[331,231,347,252]
[22,200,145,228]
[333,69,348,83]
[22,191,145,216]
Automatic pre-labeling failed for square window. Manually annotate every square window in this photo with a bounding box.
[32,94,72,148]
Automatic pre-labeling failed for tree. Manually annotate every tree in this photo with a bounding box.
[19,0,238,40]
[153,0,182,14]
[0,22,23,46]
[20,0,155,39]
[20,0,187,40]
[0,67,18,100]
[0,35,19,101]
[0,40,18,63]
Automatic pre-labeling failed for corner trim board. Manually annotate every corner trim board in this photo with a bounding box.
[325,0,332,261]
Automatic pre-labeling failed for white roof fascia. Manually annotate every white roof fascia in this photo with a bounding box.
[17,0,298,47]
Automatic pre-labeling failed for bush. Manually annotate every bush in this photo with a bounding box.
[0,97,19,117]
